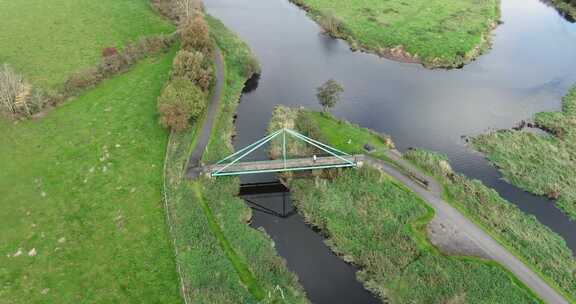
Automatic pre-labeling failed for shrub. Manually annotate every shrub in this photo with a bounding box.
[316,79,344,112]
[64,67,103,95]
[136,35,173,55]
[296,110,325,142]
[0,64,33,117]
[157,78,206,131]
[61,34,174,102]
[152,0,178,21]
[179,14,213,54]
[172,50,213,91]
[152,0,202,22]
[102,47,118,57]
[98,54,128,76]
[243,55,260,78]
[318,10,345,37]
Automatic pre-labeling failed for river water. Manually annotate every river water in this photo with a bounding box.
[205,0,576,301]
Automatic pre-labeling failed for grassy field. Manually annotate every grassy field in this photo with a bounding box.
[404,149,576,302]
[163,16,308,303]
[290,0,499,68]
[0,51,181,303]
[0,0,173,89]
[473,86,576,221]
[273,107,541,303]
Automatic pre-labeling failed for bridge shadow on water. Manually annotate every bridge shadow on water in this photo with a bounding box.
[239,176,381,304]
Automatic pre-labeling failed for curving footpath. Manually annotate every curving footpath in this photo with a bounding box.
[362,152,568,304]
[186,47,224,178]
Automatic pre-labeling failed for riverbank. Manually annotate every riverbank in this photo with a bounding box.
[163,16,308,302]
[549,0,576,19]
[289,0,500,68]
[269,106,559,303]
[404,148,576,302]
[279,107,575,302]
[473,86,576,221]
[298,109,576,301]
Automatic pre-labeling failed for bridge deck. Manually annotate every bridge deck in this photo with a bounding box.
[208,155,361,176]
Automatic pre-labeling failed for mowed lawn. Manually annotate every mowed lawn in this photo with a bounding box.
[294,0,499,67]
[0,0,173,88]
[0,51,181,303]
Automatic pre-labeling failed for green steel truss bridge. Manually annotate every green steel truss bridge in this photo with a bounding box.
[207,128,359,177]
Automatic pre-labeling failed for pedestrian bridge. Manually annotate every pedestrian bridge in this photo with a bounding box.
[207,128,359,177]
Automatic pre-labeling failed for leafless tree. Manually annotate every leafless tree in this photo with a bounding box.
[174,0,200,19]
[0,64,32,117]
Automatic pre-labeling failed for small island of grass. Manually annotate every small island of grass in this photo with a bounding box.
[290,0,500,68]
[473,86,576,221]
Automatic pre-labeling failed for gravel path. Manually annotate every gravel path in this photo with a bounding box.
[186,47,224,178]
[363,152,568,304]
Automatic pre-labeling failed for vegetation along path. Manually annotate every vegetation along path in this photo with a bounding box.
[186,47,224,178]
[361,152,569,304]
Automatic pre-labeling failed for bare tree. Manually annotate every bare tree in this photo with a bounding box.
[174,0,200,19]
[0,64,32,117]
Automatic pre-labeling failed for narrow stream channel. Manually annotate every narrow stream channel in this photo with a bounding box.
[240,181,381,303]
[205,0,576,301]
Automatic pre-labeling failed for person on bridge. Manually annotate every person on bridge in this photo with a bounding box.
[313,155,317,163]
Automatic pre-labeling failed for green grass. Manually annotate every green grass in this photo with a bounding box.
[266,107,392,161]
[282,107,574,302]
[278,107,542,302]
[303,111,392,154]
[403,149,576,303]
[290,167,541,303]
[291,0,500,67]
[162,16,308,303]
[0,0,174,89]
[0,51,181,303]
[473,86,576,221]
[190,182,266,300]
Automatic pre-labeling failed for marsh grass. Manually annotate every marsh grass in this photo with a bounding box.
[290,167,541,303]
[275,107,541,303]
[404,148,576,302]
[473,86,576,220]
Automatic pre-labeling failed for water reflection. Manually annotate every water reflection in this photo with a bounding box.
[242,73,261,93]
[206,0,576,253]
[540,0,576,22]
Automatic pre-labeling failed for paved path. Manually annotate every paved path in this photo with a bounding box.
[206,155,359,176]
[363,152,568,304]
[186,47,224,178]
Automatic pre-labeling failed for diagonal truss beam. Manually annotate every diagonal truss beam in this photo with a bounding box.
[284,129,354,166]
[211,128,357,177]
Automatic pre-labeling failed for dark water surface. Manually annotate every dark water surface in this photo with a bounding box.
[206,0,576,301]
[240,183,381,303]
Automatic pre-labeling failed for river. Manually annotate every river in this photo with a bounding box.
[205,0,576,302]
